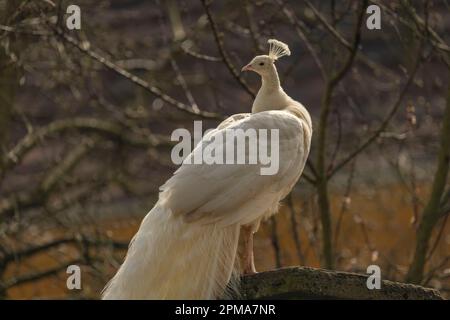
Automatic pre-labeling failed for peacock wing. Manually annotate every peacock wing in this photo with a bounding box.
[159,110,308,227]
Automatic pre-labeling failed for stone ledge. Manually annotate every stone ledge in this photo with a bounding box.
[240,266,444,300]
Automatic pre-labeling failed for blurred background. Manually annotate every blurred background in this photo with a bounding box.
[0,0,449,299]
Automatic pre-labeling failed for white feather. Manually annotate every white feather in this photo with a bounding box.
[102,203,240,299]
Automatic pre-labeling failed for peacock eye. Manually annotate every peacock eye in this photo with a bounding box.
[259,62,264,66]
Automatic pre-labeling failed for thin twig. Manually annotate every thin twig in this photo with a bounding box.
[180,41,223,62]
[200,0,255,98]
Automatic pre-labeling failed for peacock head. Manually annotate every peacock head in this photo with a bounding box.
[241,39,291,76]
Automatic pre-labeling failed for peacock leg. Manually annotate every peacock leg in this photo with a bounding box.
[242,224,257,275]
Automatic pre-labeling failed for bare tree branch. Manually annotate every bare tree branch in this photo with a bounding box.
[3,117,172,173]
[0,138,99,219]
[53,28,223,120]
[329,53,422,177]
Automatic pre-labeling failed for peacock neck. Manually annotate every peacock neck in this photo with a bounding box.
[252,64,289,113]
[260,64,280,92]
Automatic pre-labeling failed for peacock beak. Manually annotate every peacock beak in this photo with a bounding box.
[241,64,253,72]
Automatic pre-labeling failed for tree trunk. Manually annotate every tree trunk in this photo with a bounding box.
[316,86,334,269]
[405,82,450,284]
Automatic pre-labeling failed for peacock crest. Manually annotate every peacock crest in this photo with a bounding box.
[268,39,291,61]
